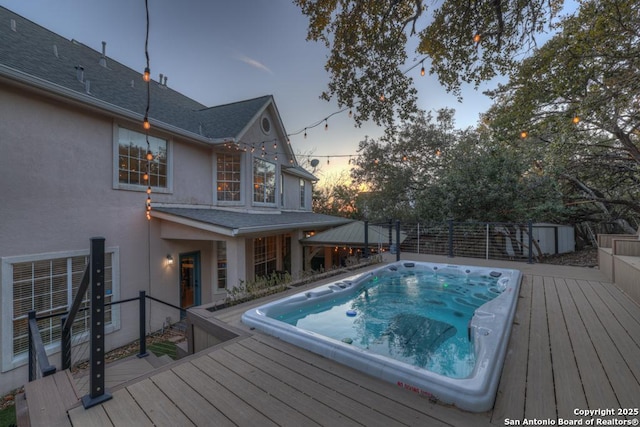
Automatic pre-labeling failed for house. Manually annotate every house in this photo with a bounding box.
[0,6,350,395]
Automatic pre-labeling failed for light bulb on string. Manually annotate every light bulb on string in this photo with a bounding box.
[273,142,277,149]
[142,67,150,82]
[473,33,481,44]
[348,110,353,118]
[572,116,580,124]
[324,120,328,131]
[143,117,150,130]
[420,61,425,76]
[304,128,307,139]
[520,131,528,139]
[274,154,278,161]
[327,157,330,165]
[146,151,153,161]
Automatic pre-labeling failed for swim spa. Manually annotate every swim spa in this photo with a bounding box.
[241,261,522,412]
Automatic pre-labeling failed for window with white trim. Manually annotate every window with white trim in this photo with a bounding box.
[300,179,306,208]
[117,126,168,189]
[217,153,241,202]
[253,158,276,204]
[254,236,277,278]
[4,251,117,364]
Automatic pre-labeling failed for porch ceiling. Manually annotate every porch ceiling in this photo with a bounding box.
[153,207,351,237]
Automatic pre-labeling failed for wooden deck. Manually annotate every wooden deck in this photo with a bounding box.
[23,257,640,426]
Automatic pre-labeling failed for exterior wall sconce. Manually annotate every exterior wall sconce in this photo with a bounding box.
[166,254,174,265]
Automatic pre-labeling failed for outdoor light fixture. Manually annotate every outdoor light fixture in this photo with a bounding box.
[166,254,174,265]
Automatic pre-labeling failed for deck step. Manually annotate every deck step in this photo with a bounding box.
[24,370,79,427]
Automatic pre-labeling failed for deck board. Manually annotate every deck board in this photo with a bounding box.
[172,361,279,427]
[99,388,153,426]
[525,275,556,420]
[568,279,640,409]
[544,277,587,418]
[127,378,195,427]
[191,353,318,427]
[491,275,532,423]
[555,278,619,409]
[212,344,363,426]
[149,369,236,427]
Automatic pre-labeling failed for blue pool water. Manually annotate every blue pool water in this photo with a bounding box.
[242,261,521,412]
[274,271,504,378]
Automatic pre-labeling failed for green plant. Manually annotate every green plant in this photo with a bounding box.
[147,341,177,360]
[226,271,292,305]
[0,403,16,427]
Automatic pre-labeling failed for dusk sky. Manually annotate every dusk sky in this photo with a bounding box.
[0,0,497,181]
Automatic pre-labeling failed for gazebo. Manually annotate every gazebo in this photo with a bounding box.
[301,221,406,270]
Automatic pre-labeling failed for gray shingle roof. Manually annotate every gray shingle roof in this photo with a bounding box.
[153,207,352,236]
[301,221,406,246]
[0,6,272,141]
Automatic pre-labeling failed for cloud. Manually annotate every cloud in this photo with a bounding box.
[233,53,273,74]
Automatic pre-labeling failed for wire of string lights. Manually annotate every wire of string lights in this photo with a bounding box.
[143,0,152,220]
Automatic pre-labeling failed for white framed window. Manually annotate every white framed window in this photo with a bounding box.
[115,125,171,193]
[1,249,120,372]
[216,153,241,202]
[300,179,306,208]
[253,158,276,205]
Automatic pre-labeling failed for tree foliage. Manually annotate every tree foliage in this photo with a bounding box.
[485,0,640,231]
[295,0,563,130]
[350,110,565,222]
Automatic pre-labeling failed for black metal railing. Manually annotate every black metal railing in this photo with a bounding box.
[362,220,573,264]
[27,236,186,410]
[27,310,56,382]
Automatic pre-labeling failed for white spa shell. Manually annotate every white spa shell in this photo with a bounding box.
[242,261,522,412]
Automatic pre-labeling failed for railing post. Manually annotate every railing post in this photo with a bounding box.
[395,220,401,262]
[61,315,71,370]
[528,221,534,264]
[486,223,490,260]
[28,310,35,382]
[363,220,369,258]
[138,290,149,358]
[82,237,112,408]
[448,219,454,258]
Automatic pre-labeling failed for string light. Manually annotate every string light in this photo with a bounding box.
[520,131,528,139]
[572,116,580,124]
[287,56,427,139]
[143,0,151,220]
[324,119,328,131]
[473,34,482,43]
